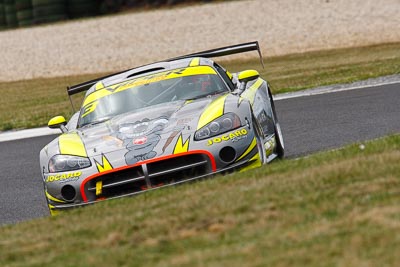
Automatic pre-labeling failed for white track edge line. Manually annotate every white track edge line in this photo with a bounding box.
[274,80,400,101]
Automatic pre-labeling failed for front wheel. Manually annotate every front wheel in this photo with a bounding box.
[268,87,284,158]
[274,121,284,158]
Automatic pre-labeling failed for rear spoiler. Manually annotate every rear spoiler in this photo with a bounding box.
[67,41,264,98]
[166,41,264,68]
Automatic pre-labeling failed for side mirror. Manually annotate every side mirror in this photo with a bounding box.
[48,116,67,133]
[238,70,259,83]
[237,70,260,92]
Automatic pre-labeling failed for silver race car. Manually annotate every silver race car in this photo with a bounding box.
[40,42,284,215]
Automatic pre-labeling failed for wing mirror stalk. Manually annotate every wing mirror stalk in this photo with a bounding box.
[48,116,68,133]
[237,70,260,94]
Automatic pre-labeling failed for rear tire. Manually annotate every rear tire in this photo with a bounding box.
[268,87,284,158]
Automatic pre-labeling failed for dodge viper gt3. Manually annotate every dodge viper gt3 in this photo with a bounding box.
[40,42,284,215]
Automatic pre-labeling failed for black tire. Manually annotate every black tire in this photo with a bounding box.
[268,87,284,158]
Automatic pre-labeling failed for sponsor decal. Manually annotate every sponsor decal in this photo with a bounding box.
[264,138,276,156]
[112,117,168,165]
[162,117,193,153]
[82,101,99,118]
[109,68,187,93]
[46,171,81,183]
[176,118,193,125]
[207,129,248,146]
[257,111,268,125]
[82,66,217,107]
[173,134,190,154]
[95,154,113,173]
[133,136,147,145]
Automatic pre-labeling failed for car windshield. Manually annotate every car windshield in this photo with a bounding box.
[78,66,229,127]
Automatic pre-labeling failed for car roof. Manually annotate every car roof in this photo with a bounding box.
[67,42,262,97]
[89,57,215,93]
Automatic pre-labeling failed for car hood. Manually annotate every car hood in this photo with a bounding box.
[66,95,226,158]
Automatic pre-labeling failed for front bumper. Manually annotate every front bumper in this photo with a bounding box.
[46,152,260,214]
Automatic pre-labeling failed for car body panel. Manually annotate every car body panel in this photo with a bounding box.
[40,44,283,215]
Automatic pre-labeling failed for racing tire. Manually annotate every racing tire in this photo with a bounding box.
[274,121,284,158]
[268,87,284,158]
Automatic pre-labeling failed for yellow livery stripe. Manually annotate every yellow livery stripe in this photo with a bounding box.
[83,88,113,107]
[95,81,105,90]
[173,134,190,154]
[197,94,229,130]
[59,133,87,157]
[240,78,264,105]
[189,57,200,66]
[239,153,262,172]
[236,137,257,161]
[95,155,113,172]
[113,66,216,94]
[82,66,217,107]
[81,100,99,118]
[48,205,59,216]
[46,191,66,203]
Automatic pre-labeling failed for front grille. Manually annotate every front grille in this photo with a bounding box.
[84,153,212,201]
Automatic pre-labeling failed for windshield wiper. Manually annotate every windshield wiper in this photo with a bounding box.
[183,91,227,101]
[81,117,112,127]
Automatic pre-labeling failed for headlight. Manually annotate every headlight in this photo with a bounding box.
[195,113,241,141]
[49,155,91,173]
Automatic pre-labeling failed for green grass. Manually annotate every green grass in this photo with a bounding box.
[222,42,400,93]
[1,135,400,266]
[1,42,400,131]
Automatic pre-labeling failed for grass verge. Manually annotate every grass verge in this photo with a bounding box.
[1,42,399,131]
[1,135,400,266]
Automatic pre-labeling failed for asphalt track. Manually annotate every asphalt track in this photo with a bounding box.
[1,82,399,225]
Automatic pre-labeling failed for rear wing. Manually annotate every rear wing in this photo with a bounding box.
[67,41,264,98]
[166,41,264,68]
